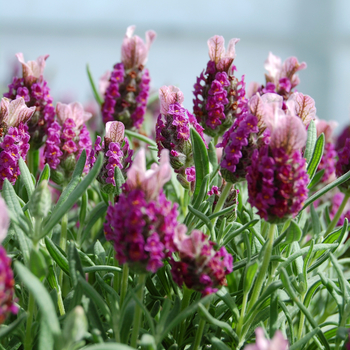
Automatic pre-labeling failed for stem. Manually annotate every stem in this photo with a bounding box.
[130,274,146,348]
[247,223,275,312]
[24,293,35,350]
[236,292,248,337]
[57,288,66,316]
[108,193,115,205]
[177,286,192,346]
[59,212,68,287]
[119,264,129,307]
[27,149,39,177]
[211,182,232,229]
[325,191,350,236]
[193,303,209,350]
[297,294,305,339]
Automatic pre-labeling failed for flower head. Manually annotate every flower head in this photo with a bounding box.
[56,102,92,129]
[170,225,233,295]
[15,52,49,85]
[243,328,288,350]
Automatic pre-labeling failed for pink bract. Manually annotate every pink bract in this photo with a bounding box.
[15,53,49,85]
[0,97,35,128]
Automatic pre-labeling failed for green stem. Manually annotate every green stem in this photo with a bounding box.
[211,182,232,235]
[177,286,192,346]
[193,303,209,350]
[236,292,248,338]
[24,293,35,350]
[27,149,39,177]
[119,264,129,307]
[297,293,305,340]
[57,288,66,316]
[325,191,350,236]
[130,274,146,348]
[59,212,68,287]
[108,193,115,204]
[247,223,275,312]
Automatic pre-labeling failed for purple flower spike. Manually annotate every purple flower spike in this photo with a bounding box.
[193,35,246,137]
[104,148,178,273]
[156,85,206,190]
[170,225,233,295]
[243,328,288,350]
[101,26,156,130]
[4,53,55,149]
[0,197,18,324]
[44,102,92,185]
[0,97,33,189]
[246,103,309,222]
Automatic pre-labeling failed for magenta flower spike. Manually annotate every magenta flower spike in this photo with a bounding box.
[44,102,93,185]
[156,85,207,190]
[248,52,307,101]
[0,97,34,189]
[170,225,233,295]
[0,196,18,324]
[101,25,156,129]
[90,121,133,194]
[246,99,309,222]
[4,53,55,149]
[193,35,246,137]
[243,328,288,350]
[315,118,337,184]
[104,148,179,273]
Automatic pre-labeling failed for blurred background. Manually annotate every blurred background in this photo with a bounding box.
[1,0,350,131]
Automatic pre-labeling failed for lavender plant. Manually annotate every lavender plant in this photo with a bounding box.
[0,28,350,350]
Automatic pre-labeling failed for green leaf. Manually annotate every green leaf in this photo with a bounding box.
[82,344,135,350]
[190,127,210,196]
[243,261,259,294]
[308,169,324,189]
[124,130,157,147]
[14,261,61,337]
[54,149,87,211]
[68,242,84,287]
[42,152,103,237]
[310,204,321,237]
[140,334,157,350]
[45,237,70,276]
[38,316,54,350]
[0,312,26,339]
[209,336,231,350]
[222,219,259,246]
[29,248,48,281]
[38,164,51,184]
[63,306,88,346]
[86,64,103,106]
[302,169,350,210]
[19,157,35,197]
[188,205,213,231]
[304,119,317,164]
[192,174,209,210]
[307,133,325,182]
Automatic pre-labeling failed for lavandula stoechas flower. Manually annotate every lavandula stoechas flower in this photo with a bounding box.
[156,85,207,190]
[0,196,18,323]
[44,102,92,185]
[246,100,309,222]
[101,26,156,129]
[104,149,179,273]
[4,53,55,149]
[315,118,337,184]
[170,225,233,295]
[0,97,34,189]
[248,52,307,102]
[91,121,133,194]
[193,35,246,137]
[243,328,288,350]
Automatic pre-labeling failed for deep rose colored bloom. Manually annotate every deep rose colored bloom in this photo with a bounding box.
[193,35,246,137]
[0,97,32,189]
[101,26,156,129]
[90,121,133,193]
[0,197,18,323]
[4,53,55,149]
[44,102,93,184]
[243,328,288,350]
[105,148,178,273]
[246,99,309,222]
[170,225,233,295]
[156,85,206,190]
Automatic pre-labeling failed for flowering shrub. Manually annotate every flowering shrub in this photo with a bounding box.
[0,27,350,350]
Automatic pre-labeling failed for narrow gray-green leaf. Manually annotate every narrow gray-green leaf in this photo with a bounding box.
[125,130,157,147]
[0,312,26,339]
[86,64,103,106]
[38,164,50,184]
[19,157,35,197]
[307,133,324,182]
[304,119,317,164]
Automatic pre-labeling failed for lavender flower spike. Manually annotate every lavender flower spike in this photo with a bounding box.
[44,102,93,185]
[0,196,18,324]
[0,97,33,189]
[101,26,156,129]
[91,121,133,194]
[170,225,233,295]
[156,85,206,190]
[247,99,309,222]
[243,328,288,350]
[104,148,178,273]
[193,34,246,137]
